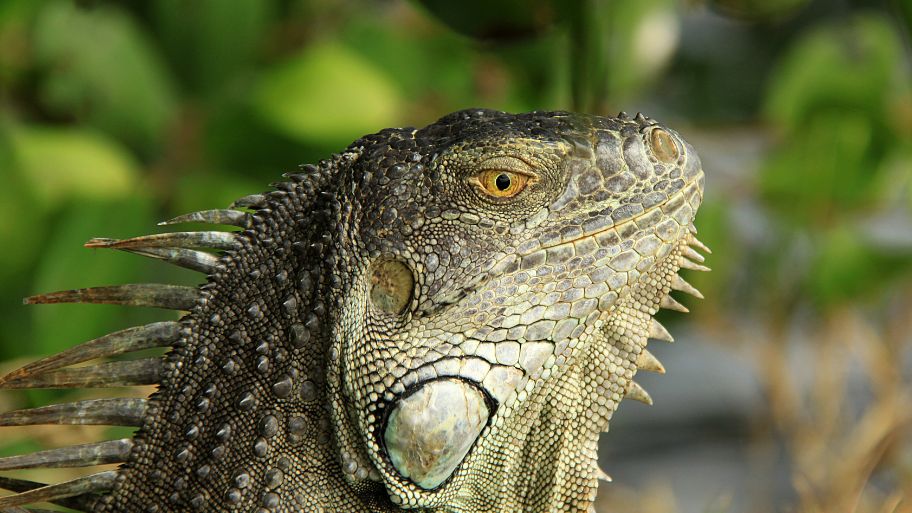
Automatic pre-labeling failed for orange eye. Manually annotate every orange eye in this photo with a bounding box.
[474,170,532,198]
[649,128,679,163]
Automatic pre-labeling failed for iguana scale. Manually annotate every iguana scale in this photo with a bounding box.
[0,109,708,512]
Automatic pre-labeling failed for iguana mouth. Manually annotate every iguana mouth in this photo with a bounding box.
[531,175,703,255]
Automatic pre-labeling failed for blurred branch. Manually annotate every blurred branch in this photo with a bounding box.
[567,0,609,113]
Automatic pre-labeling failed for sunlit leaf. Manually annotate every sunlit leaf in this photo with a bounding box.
[10,126,141,207]
[341,17,475,107]
[253,42,403,145]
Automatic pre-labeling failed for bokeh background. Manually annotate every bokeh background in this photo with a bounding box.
[1,0,911,512]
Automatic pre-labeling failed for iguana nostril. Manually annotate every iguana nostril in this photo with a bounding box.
[649,128,679,163]
[369,260,414,315]
[383,378,489,490]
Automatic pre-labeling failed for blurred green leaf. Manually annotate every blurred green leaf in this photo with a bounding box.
[10,125,141,207]
[252,41,403,145]
[32,1,176,153]
[760,111,877,222]
[765,13,902,132]
[806,226,910,306]
[341,17,475,107]
[152,0,272,94]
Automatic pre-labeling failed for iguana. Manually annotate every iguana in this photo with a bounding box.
[0,109,708,513]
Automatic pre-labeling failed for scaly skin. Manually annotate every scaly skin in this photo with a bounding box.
[0,109,707,513]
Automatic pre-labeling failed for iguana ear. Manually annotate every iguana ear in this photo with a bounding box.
[0,157,348,510]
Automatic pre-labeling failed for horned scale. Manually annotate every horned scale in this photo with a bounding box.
[0,109,709,512]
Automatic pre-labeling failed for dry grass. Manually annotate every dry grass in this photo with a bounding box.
[596,287,912,513]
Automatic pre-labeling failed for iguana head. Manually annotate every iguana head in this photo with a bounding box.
[0,109,707,513]
[328,109,705,509]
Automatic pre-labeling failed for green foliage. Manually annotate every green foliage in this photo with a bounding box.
[764,14,903,133]
[32,2,176,153]
[253,41,404,145]
[152,0,272,94]
[807,226,907,305]
[10,126,140,207]
[757,12,912,307]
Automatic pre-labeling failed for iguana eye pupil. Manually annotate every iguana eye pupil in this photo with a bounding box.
[495,173,511,191]
[474,169,532,198]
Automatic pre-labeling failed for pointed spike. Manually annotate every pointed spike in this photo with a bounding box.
[0,476,46,494]
[230,193,267,209]
[648,318,674,342]
[625,381,653,405]
[688,224,698,234]
[0,476,93,511]
[636,349,666,374]
[671,274,704,299]
[0,398,147,427]
[682,245,705,263]
[158,209,251,228]
[84,231,240,251]
[689,235,712,254]
[0,439,133,471]
[2,359,162,389]
[24,284,199,310]
[0,471,117,508]
[118,246,220,274]
[0,322,178,386]
[680,258,711,272]
[595,466,613,483]
[660,295,689,313]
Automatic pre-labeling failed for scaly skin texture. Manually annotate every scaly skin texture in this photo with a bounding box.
[0,109,707,513]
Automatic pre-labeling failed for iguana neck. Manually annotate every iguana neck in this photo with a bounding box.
[97,151,395,512]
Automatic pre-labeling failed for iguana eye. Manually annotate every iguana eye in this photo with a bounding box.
[474,169,532,198]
